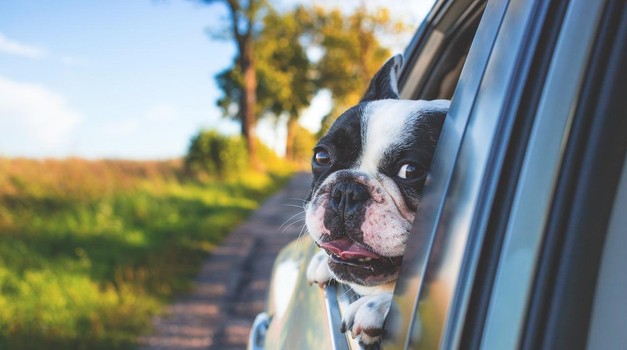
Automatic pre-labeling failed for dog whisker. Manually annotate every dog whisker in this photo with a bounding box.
[280,218,306,234]
[280,204,307,209]
[297,223,308,240]
[278,211,306,231]
[294,225,309,250]
[287,197,308,203]
[337,285,356,300]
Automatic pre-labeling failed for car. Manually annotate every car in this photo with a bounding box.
[249,0,627,348]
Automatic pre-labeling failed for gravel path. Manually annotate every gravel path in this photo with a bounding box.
[139,172,312,350]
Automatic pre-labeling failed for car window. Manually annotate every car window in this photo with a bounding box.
[322,1,488,348]
[399,0,485,101]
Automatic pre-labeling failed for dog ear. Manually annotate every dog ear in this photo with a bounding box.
[360,54,404,102]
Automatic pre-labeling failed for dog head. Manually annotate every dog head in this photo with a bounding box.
[305,54,449,287]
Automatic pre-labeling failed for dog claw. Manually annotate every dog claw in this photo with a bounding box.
[353,326,362,337]
[363,327,385,337]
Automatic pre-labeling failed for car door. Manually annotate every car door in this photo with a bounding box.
[385,0,626,349]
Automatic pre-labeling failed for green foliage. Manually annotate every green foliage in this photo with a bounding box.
[215,7,315,120]
[290,123,317,167]
[215,67,243,120]
[213,4,406,153]
[313,6,407,128]
[201,0,270,162]
[0,158,291,349]
[184,130,249,179]
[184,130,293,179]
[255,8,315,118]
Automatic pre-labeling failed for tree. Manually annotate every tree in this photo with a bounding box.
[200,0,268,167]
[312,6,404,130]
[217,6,315,161]
[211,4,406,159]
[255,7,315,161]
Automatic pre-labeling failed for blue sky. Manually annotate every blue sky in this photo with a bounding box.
[0,0,433,159]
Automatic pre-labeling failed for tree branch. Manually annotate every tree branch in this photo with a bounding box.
[226,0,244,48]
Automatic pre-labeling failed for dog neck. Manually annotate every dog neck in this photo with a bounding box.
[349,280,396,296]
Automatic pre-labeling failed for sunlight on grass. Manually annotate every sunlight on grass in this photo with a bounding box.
[0,158,292,349]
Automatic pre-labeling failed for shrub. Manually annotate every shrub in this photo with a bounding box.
[184,129,296,179]
[184,130,249,179]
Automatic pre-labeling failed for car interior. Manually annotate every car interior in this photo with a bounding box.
[399,0,486,100]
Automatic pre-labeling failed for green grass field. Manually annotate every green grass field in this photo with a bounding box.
[0,158,291,349]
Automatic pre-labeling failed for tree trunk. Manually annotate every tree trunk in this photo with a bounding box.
[239,40,260,170]
[285,115,298,162]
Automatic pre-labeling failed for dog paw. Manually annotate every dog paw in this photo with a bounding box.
[341,293,392,348]
[306,250,333,288]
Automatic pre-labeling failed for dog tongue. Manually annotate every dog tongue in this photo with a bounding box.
[320,239,380,260]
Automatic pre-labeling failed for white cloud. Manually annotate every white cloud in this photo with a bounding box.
[0,76,82,155]
[0,33,47,59]
[0,32,89,66]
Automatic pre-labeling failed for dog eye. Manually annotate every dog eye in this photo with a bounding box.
[397,163,422,179]
[314,150,332,166]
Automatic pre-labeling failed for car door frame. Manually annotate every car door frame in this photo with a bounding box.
[386,0,622,349]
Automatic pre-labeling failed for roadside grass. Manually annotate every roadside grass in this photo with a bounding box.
[0,158,292,349]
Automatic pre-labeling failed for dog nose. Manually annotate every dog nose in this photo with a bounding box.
[330,181,370,216]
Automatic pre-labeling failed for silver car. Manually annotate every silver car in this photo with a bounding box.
[250,0,627,348]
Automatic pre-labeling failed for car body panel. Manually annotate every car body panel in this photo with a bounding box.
[480,0,608,347]
[261,237,333,350]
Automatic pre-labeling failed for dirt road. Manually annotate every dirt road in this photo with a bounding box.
[139,172,312,350]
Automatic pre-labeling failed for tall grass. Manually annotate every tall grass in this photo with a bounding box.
[0,157,292,349]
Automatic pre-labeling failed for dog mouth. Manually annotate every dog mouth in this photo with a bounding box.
[319,238,403,285]
[320,238,381,262]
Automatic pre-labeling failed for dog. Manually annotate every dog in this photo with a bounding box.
[305,54,449,347]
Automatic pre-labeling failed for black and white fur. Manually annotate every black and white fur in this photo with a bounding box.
[305,54,448,347]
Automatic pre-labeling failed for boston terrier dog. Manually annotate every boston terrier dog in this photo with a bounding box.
[305,54,449,347]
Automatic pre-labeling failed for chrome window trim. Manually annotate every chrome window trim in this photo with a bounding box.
[437,0,542,347]
[416,0,544,347]
[479,0,608,348]
[324,283,351,350]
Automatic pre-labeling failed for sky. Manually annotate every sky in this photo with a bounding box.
[0,0,434,159]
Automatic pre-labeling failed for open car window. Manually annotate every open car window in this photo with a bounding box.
[313,1,488,348]
[320,0,489,348]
